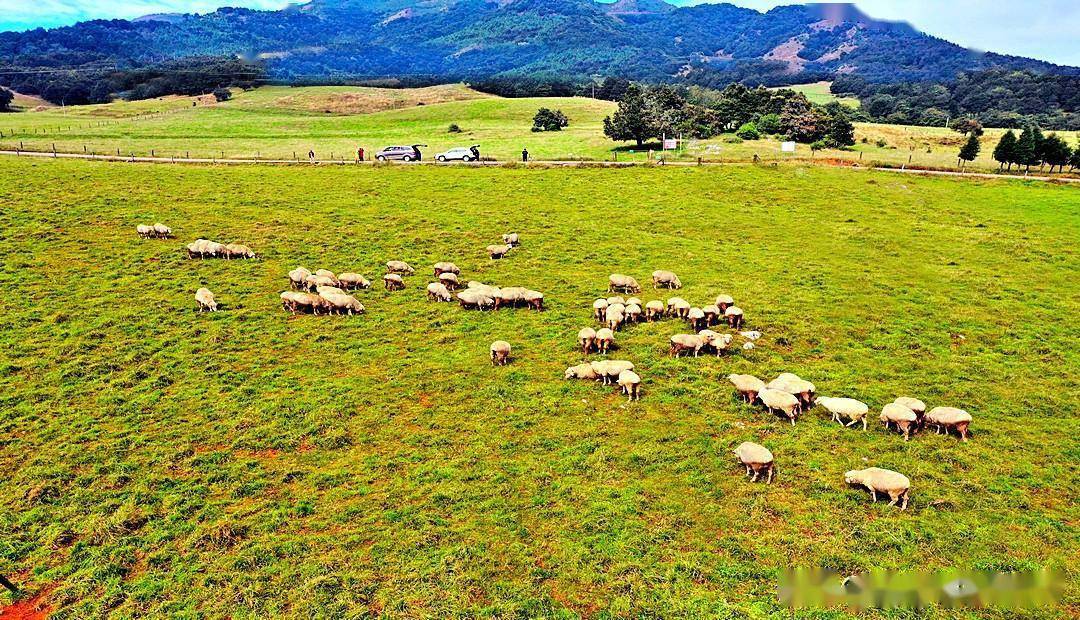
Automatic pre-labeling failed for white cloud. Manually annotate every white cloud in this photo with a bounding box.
[0,1,294,30]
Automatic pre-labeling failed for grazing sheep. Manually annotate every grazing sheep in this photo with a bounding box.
[606,302,625,317]
[624,303,642,323]
[702,305,721,326]
[925,407,973,441]
[494,286,527,309]
[438,272,460,290]
[608,274,641,294]
[880,402,918,441]
[433,262,460,276]
[739,331,762,341]
[223,244,255,259]
[767,374,816,409]
[593,299,609,322]
[578,328,597,353]
[590,360,634,385]
[490,341,512,366]
[894,397,927,419]
[652,270,682,289]
[625,297,642,307]
[565,363,600,381]
[734,442,774,483]
[487,244,511,259]
[605,296,626,307]
[606,309,625,332]
[281,291,322,314]
[195,288,218,312]
[645,300,665,321]
[289,267,313,290]
[187,239,224,259]
[321,291,365,315]
[759,388,801,425]
[743,342,755,351]
[305,274,338,292]
[316,285,346,297]
[457,289,495,310]
[815,397,870,430]
[427,282,453,302]
[715,294,734,312]
[595,328,615,354]
[845,467,910,510]
[724,306,744,329]
[315,269,337,280]
[667,297,691,319]
[383,273,405,291]
[386,261,415,275]
[669,334,706,358]
[618,370,641,401]
[338,273,371,290]
[136,224,154,238]
[701,332,733,357]
[468,282,499,298]
[728,374,766,402]
[152,223,172,238]
[502,233,520,247]
[523,290,544,311]
[687,307,707,331]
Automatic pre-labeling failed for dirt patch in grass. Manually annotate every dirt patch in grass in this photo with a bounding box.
[1,586,54,620]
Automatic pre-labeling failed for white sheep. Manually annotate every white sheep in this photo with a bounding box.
[386,260,414,275]
[687,307,707,331]
[338,273,371,290]
[152,223,172,238]
[669,334,706,357]
[759,388,801,425]
[223,244,255,259]
[880,402,918,441]
[625,297,642,307]
[593,298,609,322]
[523,290,544,311]
[595,328,615,354]
[767,374,816,409]
[490,341,512,366]
[645,300,665,321]
[925,407,973,441]
[136,224,154,238]
[893,397,926,418]
[845,467,910,510]
[739,331,762,341]
[487,244,511,259]
[608,274,641,294]
[590,360,634,385]
[427,282,453,302]
[728,374,765,402]
[702,305,721,326]
[433,262,460,276]
[502,233,520,247]
[457,289,494,310]
[605,296,626,306]
[652,270,682,289]
[195,288,218,312]
[715,294,734,311]
[565,363,600,381]
[724,306,744,329]
[578,327,597,353]
[734,442,774,483]
[667,297,690,319]
[624,303,642,323]
[383,274,405,291]
[606,309,625,332]
[701,332,733,357]
[815,397,869,430]
[617,370,641,401]
[438,272,460,291]
[288,267,313,290]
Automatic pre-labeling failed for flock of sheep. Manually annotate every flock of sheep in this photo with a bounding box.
[144,223,974,511]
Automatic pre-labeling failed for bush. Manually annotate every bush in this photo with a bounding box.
[212,88,232,102]
[756,113,781,135]
[0,87,13,112]
[448,123,462,133]
[810,140,829,153]
[735,122,760,140]
[532,108,569,132]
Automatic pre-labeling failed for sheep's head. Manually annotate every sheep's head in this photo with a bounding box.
[844,470,864,485]
[564,367,578,379]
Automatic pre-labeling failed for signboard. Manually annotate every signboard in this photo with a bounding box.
[781,141,797,153]
[663,138,678,150]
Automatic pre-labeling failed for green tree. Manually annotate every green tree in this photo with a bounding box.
[1014,126,1039,171]
[756,113,781,135]
[950,118,984,137]
[0,87,13,111]
[603,84,654,146]
[1070,143,1080,171]
[1040,133,1072,173]
[825,109,856,147]
[212,87,232,102]
[532,108,568,132]
[992,130,1017,171]
[779,98,828,143]
[735,122,760,140]
[957,134,981,168]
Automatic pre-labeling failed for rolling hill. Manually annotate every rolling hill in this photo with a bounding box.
[1,0,1076,89]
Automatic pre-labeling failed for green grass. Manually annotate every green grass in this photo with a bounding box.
[1,157,1077,618]
[772,81,860,108]
[3,84,1077,174]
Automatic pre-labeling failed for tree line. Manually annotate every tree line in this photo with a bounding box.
[602,82,856,148]
[989,127,1079,173]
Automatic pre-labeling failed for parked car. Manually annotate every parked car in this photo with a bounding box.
[436,145,481,162]
[376,145,426,162]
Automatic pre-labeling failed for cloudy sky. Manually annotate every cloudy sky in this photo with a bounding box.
[1,0,1078,66]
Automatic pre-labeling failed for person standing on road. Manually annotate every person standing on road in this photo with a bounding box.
[357,147,365,162]
[309,150,315,163]
[522,147,529,163]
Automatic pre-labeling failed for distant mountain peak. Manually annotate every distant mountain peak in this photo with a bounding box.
[603,0,675,15]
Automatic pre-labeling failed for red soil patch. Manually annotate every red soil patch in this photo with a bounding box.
[1,587,54,620]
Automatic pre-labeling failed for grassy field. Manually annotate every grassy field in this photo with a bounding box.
[771,81,860,108]
[1,156,1077,618]
[2,84,1077,174]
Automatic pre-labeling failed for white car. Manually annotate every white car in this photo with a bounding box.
[436,145,480,162]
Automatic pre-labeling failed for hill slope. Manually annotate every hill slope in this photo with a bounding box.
[1,0,1076,88]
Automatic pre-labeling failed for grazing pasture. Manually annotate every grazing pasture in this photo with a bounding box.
[0,157,1077,618]
[2,84,1076,173]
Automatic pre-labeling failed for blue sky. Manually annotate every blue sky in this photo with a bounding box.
[1,0,1078,66]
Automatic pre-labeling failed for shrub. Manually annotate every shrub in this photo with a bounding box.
[212,88,232,102]
[756,113,781,135]
[735,122,760,140]
[532,108,569,132]
[448,123,462,133]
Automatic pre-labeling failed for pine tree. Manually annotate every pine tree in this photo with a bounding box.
[1070,143,1080,171]
[992,130,1017,171]
[1040,133,1072,173]
[957,134,981,168]
[1015,126,1038,171]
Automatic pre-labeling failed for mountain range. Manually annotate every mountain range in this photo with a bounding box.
[1,0,1077,87]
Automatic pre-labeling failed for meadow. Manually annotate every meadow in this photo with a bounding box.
[2,84,1076,173]
[1,155,1077,618]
